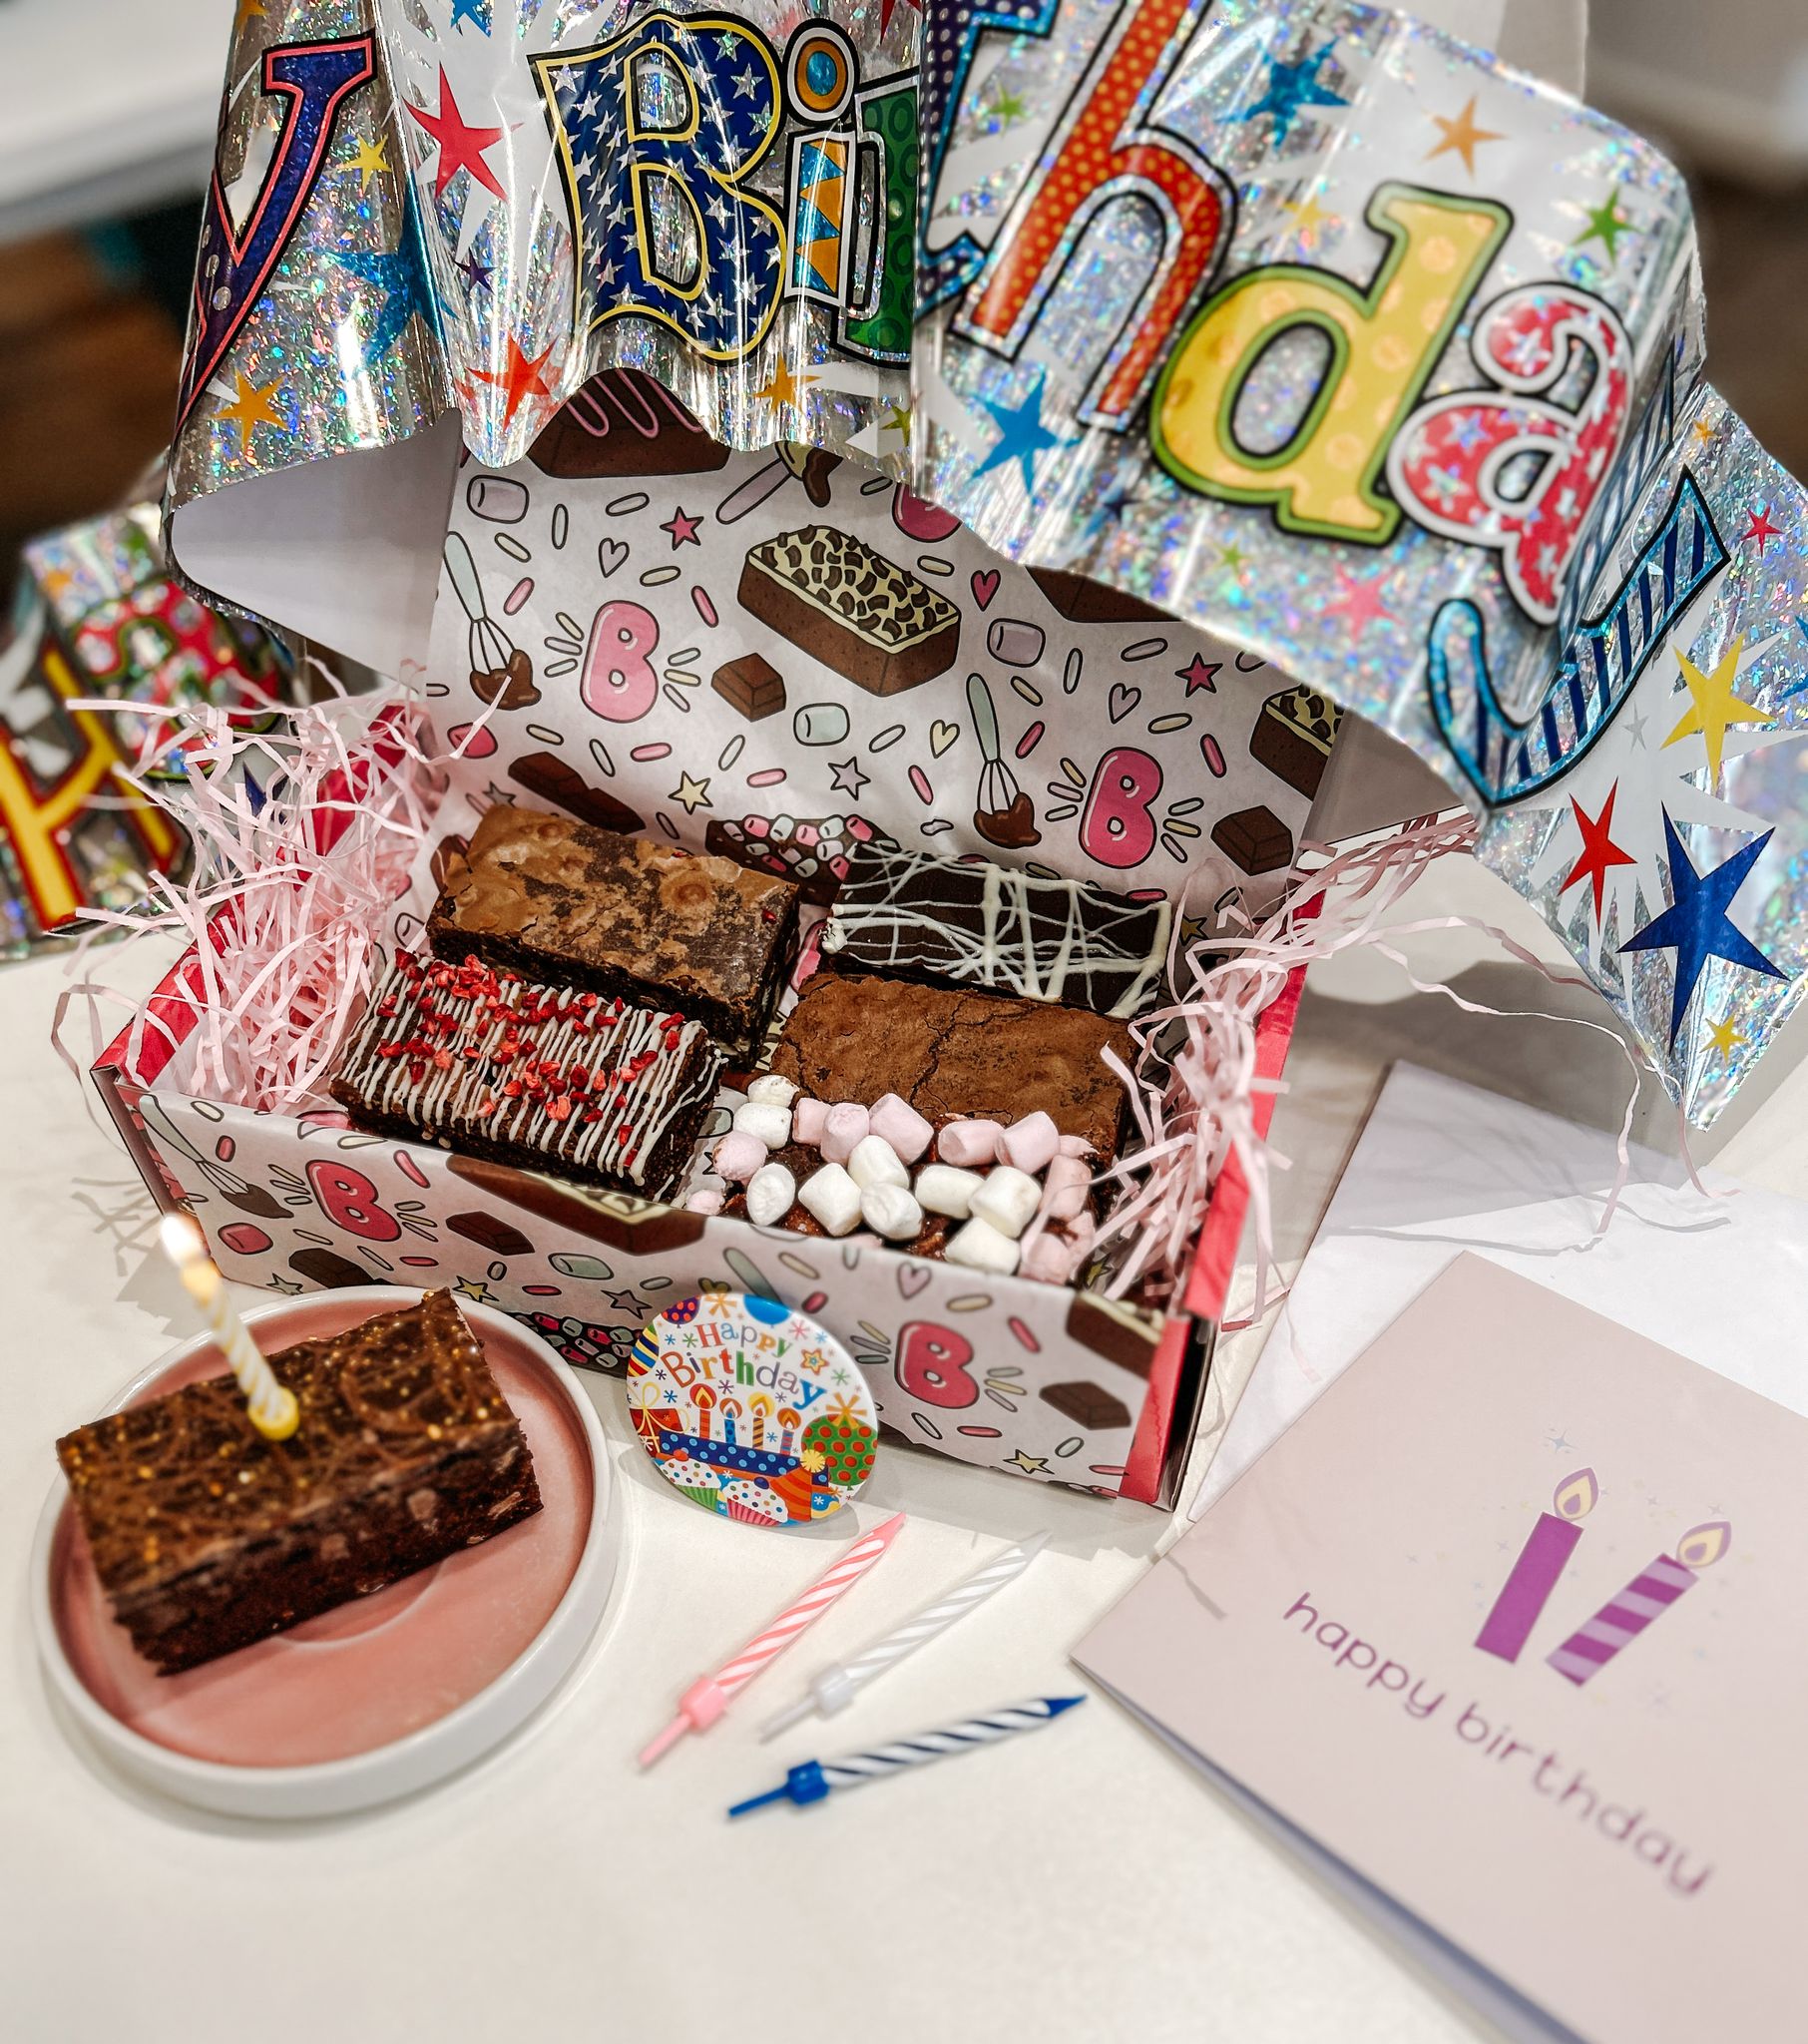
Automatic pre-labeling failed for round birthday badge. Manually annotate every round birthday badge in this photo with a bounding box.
[627,1293,878,1527]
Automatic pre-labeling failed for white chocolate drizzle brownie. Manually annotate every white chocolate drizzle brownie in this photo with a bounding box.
[331,952,722,1199]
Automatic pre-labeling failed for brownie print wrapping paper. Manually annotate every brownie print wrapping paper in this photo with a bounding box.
[426,374,1327,913]
[161,0,1808,1130]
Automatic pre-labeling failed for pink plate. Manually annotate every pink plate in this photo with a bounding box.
[33,1289,620,1819]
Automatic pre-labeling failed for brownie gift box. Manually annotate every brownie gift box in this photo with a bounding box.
[94,376,1326,1506]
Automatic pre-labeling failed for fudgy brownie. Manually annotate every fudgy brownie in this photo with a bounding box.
[331,951,723,1200]
[56,1290,541,1674]
[765,970,1134,1161]
[428,805,799,1055]
[820,841,1170,1019]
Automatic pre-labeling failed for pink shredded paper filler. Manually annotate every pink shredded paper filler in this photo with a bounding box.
[64,679,470,1116]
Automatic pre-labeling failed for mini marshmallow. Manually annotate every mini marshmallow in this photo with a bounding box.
[745,1162,797,1227]
[945,1216,1021,1276]
[936,1118,1003,1169]
[746,1073,799,1108]
[999,1110,1061,1174]
[861,1183,923,1242]
[969,1165,1042,1240]
[819,1102,870,1163]
[683,1187,725,1216]
[1021,1230,1084,1284]
[791,1096,829,1146]
[798,1161,863,1236]
[914,1162,983,1219]
[1058,1134,1094,1159]
[733,1100,793,1148]
[1040,1153,1093,1223]
[712,1131,767,1182]
[867,1092,933,1164]
[847,1134,908,1192]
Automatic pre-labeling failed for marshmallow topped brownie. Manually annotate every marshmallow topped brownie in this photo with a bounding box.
[428,805,798,1056]
[56,1290,541,1674]
[332,951,722,1200]
[764,970,1133,1162]
[821,842,1170,1019]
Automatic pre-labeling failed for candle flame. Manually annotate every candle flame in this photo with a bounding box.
[1675,1520,1731,1571]
[1553,1467,1598,1521]
[159,1213,208,1268]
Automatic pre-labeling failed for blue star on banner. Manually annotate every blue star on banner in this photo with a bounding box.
[334,243,438,366]
[972,365,1072,496]
[449,0,492,33]
[1778,615,1808,701]
[1232,42,1350,147]
[1619,810,1787,1043]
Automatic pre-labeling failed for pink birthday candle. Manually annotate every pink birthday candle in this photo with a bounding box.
[1475,1467,1597,1662]
[638,1512,907,1768]
[1547,1519,1731,1686]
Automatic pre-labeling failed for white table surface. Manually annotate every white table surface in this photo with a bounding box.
[8,852,1807,2044]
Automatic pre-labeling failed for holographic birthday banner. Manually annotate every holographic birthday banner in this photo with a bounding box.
[909,0,1808,1126]
[161,0,1808,1125]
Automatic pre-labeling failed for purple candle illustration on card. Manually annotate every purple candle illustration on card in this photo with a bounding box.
[1476,1468,1597,1663]
[1548,1520,1732,1686]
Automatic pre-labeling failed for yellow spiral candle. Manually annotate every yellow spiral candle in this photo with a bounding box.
[159,1215,299,1440]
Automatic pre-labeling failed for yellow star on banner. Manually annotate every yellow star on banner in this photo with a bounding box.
[883,400,913,442]
[1662,636,1772,786]
[454,1277,496,1304]
[341,136,390,192]
[669,770,712,814]
[216,371,284,440]
[752,355,806,411]
[1281,190,1335,249]
[1705,1013,1745,1059]
[1006,1448,1050,1477]
[1426,96,1505,177]
[1691,417,1717,446]
[234,0,267,26]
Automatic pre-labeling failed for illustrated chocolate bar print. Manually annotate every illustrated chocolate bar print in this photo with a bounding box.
[737,525,961,695]
[821,842,1171,1018]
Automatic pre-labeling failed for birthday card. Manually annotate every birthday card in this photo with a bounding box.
[1075,1255,1808,2044]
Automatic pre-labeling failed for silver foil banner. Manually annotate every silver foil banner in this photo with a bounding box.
[162,0,1808,1125]
[912,0,1808,1126]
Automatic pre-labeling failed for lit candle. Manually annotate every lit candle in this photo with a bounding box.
[159,1214,299,1440]
[1547,1519,1731,1686]
[1475,1467,1597,1663]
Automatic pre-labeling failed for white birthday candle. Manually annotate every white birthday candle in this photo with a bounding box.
[729,1696,1086,1817]
[759,1530,1050,1739]
[160,1214,299,1440]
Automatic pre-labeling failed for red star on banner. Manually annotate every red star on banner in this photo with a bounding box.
[1743,504,1782,557]
[1560,785,1636,922]
[406,67,505,204]
[1323,567,1396,636]
[1176,653,1221,695]
[475,334,555,426]
[878,0,921,36]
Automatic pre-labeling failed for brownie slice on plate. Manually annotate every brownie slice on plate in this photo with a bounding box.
[56,1290,541,1674]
